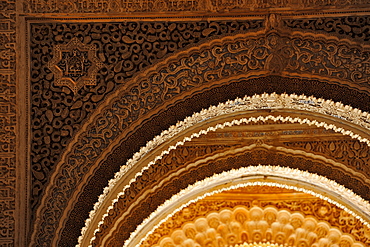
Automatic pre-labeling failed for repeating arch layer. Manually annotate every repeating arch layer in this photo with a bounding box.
[125,166,370,247]
[78,93,370,247]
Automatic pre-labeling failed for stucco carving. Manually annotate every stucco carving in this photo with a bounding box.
[29,17,370,223]
[48,37,103,94]
[100,151,370,246]
[144,205,366,247]
[123,165,370,247]
[31,24,370,246]
[4,0,370,246]
[0,0,16,246]
[86,125,370,246]
[22,0,370,13]
[30,19,263,213]
[33,93,370,246]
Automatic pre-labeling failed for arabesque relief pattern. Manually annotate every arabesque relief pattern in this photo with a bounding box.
[284,17,370,42]
[30,20,263,213]
[97,149,370,247]
[31,20,370,218]
[34,29,370,242]
[31,17,370,246]
[0,0,16,246]
[143,204,369,247]
[23,0,370,13]
[48,37,103,93]
[31,15,370,222]
[283,140,370,174]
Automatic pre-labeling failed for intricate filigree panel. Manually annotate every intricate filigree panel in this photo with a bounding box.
[283,140,370,175]
[285,16,370,42]
[32,26,370,245]
[0,0,16,246]
[30,20,263,213]
[23,0,370,13]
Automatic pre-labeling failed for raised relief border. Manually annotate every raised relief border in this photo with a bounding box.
[23,0,370,13]
[0,1,16,247]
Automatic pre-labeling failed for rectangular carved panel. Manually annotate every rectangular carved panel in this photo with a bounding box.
[0,0,16,246]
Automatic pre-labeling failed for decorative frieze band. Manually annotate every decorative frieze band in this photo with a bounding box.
[0,0,16,247]
[23,0,370,13]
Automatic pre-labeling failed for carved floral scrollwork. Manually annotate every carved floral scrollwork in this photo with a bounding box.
[285,16,370,42]
[32,28,370,247]
[30,20,262,213]
[283,140,370,175]
[0,0,16,246]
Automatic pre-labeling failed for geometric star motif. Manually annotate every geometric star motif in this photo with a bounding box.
[48,37,103,94]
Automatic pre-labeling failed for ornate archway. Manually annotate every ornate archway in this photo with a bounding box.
[25,14,370,247]
[6,1,370,246]
[75,94,370,246]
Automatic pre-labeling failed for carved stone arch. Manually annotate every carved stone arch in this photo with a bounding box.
[31,29,370,247]
[84,108,370,246]
[95,147,370,247]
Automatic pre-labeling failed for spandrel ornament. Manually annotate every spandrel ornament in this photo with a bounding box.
[48,37,103,94]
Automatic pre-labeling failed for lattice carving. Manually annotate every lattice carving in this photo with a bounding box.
[285,17,370,42]
[0,0,16,246]
[30,20,263,214]
[23,0,370,13]
[143,204,368,247]
[31,25,370,217]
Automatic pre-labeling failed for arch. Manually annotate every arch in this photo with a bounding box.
[30,29,370,247]
[77,94,370,246]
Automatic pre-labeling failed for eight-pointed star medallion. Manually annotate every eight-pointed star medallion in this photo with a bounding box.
[48,37,103,94]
